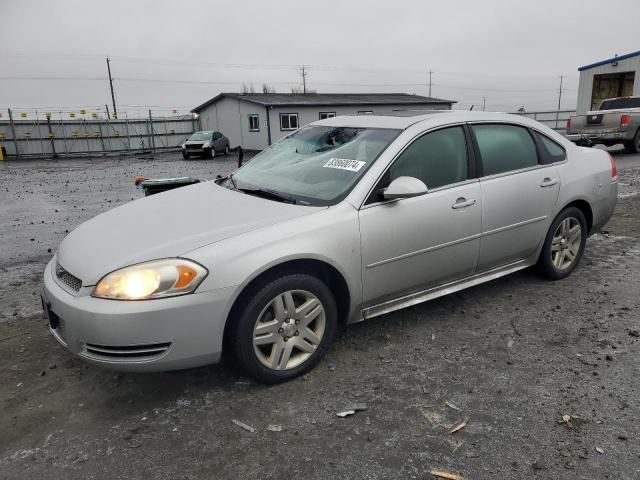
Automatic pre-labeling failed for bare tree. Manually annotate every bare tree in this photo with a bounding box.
[241,83,256,94]
[291,86,316,95]
[262,84,276,94]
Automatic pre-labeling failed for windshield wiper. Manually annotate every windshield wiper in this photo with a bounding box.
[237,187,298,204]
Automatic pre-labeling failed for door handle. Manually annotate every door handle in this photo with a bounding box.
[452,197,476,209]
[540,178,559,188]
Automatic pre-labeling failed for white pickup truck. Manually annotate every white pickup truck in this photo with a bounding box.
[566,96,640,153]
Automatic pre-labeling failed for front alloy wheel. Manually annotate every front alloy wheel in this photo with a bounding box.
[253,290,326,370]
[230,273,337,383]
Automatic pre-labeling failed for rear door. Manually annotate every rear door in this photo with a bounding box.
[470,123,562,271]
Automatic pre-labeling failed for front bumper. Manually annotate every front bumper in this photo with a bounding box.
[42,259,236,372]
[566,131,633,144]
[183,146,211,155]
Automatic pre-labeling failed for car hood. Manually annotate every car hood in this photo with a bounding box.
[56,181,320,285]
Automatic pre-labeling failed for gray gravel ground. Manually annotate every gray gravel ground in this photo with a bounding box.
[1,150,639,480]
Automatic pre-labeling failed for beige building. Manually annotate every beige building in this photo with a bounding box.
[191,93,455,150]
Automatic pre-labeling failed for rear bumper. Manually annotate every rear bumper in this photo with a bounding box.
[567,131,633,144]
[42,258,236,372]
[592,182,619,234]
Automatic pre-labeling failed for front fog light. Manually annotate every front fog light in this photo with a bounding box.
[93,259,207,300]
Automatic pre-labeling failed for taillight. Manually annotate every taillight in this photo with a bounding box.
[609,153,618,181]
[620,114,631,128]
[566,118,572,130]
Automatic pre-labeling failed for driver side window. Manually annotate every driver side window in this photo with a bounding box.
[389,126,469,189]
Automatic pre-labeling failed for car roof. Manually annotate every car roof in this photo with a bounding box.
[313,111,535,130]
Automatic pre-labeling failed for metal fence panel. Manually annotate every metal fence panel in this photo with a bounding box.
[0,110,198,159]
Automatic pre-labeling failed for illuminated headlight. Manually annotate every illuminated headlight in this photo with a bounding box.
[93,259,207,300]
[202,141,210,148]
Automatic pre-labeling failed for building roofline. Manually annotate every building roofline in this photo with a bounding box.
[191,93,456,113]
[578,49,640,71]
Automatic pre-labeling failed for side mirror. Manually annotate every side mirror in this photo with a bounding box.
[382,176,428,200]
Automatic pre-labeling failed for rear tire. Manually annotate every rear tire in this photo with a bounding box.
[537,207,587,280]
[230,273,338,384]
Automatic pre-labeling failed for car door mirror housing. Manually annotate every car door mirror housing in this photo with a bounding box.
[382,176,428,200]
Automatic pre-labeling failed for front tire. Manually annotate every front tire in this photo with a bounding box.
[230,273,338,384]
[538,207,587,280]
[224,145,230,156]
[182,150,190,160]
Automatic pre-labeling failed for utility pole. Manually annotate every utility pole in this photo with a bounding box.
[106,57,117,118]
[557,75,564,111]
[427,69,433,97]
[300,65,308,94]
[482,96,486,111]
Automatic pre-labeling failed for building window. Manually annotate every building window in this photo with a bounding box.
[248,114,259,132]
[358,110,374,115]
[280,113,299,131]
[319,112,336,120]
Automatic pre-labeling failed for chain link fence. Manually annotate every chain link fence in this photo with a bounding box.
[0,108,200,159]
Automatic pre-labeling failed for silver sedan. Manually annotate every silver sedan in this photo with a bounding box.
[42,111,618,383]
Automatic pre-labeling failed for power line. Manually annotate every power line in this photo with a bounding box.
[0,53,579,81]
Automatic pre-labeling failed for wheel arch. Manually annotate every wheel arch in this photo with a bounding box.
[222,257,352,351]
[559,198,593,233]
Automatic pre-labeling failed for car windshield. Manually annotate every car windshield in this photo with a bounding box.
[189,131,213,141]
[599,97,640,110]
[228,126,401,206]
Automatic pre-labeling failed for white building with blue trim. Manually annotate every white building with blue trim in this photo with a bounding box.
[576,50,640,114]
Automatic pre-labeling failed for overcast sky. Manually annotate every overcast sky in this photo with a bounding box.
[1,0,639,117]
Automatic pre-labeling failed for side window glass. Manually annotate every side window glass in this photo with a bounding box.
[388,126,468,189]
[472,124,538,176]
[533,131,566,164]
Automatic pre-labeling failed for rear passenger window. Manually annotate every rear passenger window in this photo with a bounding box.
[472,124,538,176]
[533,131,566,164]
[389,126,468,189]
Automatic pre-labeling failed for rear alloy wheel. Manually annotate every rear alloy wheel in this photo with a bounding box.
[538,207,587,280]
[231,274,337,383]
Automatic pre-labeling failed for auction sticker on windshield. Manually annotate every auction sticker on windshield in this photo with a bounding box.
[323,158,366,172]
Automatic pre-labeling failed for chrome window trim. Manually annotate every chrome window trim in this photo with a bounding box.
[360,178,479,210]
[466,120,569,168]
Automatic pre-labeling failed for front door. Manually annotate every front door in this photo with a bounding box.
[359,125,482,305]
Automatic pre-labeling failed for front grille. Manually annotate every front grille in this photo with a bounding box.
[84,342,172,360]
[55,263,82,291]
[186,143,203,149]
